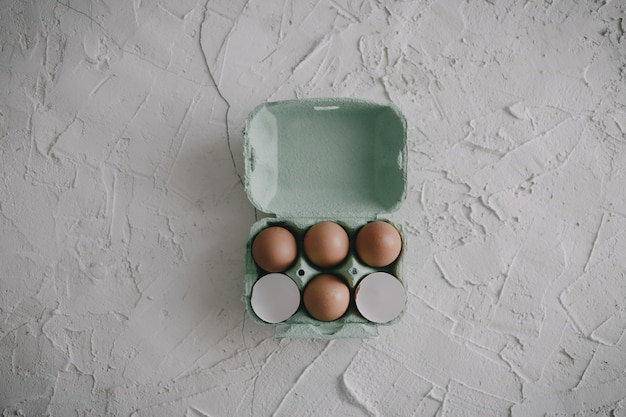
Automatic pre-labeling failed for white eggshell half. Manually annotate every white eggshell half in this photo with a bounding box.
[355,272,406,323]
[251,273,301,323]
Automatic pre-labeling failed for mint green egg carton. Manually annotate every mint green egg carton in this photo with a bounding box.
[242,98,407,338]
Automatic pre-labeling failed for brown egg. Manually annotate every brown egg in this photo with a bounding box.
[355,221,402,267]
[251,226,297,272]
[303,274,350,321]
[303,221,350,268]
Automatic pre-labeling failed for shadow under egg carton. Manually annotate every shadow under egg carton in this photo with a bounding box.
[243,217,406,339]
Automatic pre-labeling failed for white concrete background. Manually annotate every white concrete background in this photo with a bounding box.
[1,0,625,415]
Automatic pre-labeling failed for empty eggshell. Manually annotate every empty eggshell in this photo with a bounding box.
[355,272,405,323]
[251,273,301,323]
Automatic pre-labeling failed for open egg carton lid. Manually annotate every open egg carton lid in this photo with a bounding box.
[243,98,408,219]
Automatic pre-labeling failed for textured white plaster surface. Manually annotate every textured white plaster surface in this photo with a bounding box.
[1,0,625,415]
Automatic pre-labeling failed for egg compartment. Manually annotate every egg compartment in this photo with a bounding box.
[243,98,407,338]
[243,217,406,339]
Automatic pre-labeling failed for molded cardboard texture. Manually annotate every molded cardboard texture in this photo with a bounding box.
[244,98,407,218]
[242,98,408,338]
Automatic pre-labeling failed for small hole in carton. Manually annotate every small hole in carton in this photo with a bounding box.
[313,106,339,111]
[298,269,305,276]
[350,267,358,275]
